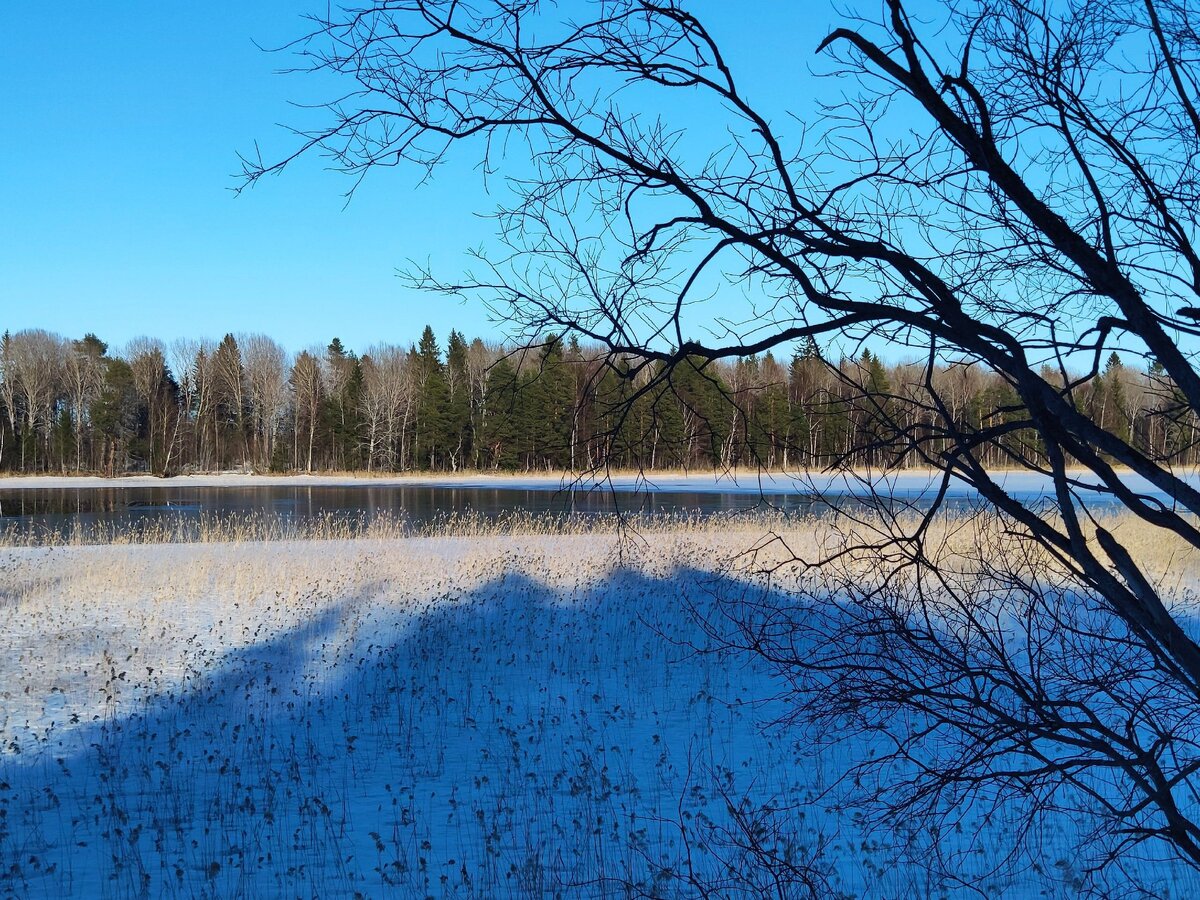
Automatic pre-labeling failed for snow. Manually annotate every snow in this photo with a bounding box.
[1,534,1195,897]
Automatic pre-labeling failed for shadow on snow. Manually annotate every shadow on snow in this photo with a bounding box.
[1,565,1194,899]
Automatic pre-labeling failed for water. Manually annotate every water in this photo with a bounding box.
[2,468,1155,540]
[0,482,834,539]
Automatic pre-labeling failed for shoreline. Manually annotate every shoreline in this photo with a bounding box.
[0,465,1185,497]
[0,468,933,493]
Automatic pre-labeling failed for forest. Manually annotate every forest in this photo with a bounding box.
[0,325,1190,476]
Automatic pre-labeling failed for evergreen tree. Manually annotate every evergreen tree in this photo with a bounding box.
[481,357,520,468]
[648,366,686,469]
[65,333,108,471]
[323,337,365,469]
[523,336,574,469]
[1101,352,1131,444]
[212,334,247,468]
[414,326,449,468]
[2,323,1198,474]
[665,356,730,469]
[756,354,790,469]
[855,349,894,465]
[444,329,472,469]
[90,357,138,476]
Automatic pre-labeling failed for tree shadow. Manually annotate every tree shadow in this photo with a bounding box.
[0,563,1190,899]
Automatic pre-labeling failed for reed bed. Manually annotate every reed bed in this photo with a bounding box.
[4,504,1197,592]
[0,506,819,548]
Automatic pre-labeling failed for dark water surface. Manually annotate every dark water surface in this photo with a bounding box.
[0,483,838,539]
[2,467,1153,540]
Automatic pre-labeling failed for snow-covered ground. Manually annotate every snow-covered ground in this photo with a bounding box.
[1,533,1196,897]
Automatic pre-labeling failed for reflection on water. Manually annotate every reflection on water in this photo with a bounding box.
[0,484,833,539]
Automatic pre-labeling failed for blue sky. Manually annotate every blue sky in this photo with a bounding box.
[0,3,852,355]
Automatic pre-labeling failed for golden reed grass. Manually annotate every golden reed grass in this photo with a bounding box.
[0,507,815,548]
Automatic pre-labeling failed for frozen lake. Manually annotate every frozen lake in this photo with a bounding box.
[4,529,1194,897]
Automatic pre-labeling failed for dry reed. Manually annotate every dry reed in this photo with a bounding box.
[0,507,820,548]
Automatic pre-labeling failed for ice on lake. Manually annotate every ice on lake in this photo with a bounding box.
[1,533,1195,897]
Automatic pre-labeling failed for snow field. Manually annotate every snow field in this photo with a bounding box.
[1,528,1197,897]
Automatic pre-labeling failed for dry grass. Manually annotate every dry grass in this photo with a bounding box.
[5,503,1197,586]
[0,507,815,548]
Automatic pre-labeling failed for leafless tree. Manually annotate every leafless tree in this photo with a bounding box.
[169,338,206,474]
[0,334,13,468]
[127,336,169,474]
[361,343,415,470]
[63,335,107,472]
[5,329,64,472]
[466,337,497,469]
[187,340,219,470]
[290,349,324,473]
[241,333,290,470]
[243,0,1200,888]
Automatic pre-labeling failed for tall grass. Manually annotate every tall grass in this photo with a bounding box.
[0,507,817,548]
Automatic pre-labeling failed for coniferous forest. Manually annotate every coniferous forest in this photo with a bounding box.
[0,325,1190,476]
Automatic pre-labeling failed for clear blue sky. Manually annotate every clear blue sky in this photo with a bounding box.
[0,3,856,355]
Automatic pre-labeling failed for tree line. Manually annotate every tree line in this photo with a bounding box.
[0,326,1193,476]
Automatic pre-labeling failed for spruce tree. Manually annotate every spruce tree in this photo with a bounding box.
[526,336,574,469]
[414,326,449,468]
[482,356,520,468]
[444,329,472,469]
[90,357,138,476]
[213,334,247,468]
[322,337,366,470]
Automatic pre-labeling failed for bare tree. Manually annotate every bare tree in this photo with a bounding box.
[6,329,65,472]
[244,0,1200,887]
[290,349,324,473]
[0,333,19,469]
[127,337,169,474]
[63,334,107,472]
[360,343,415,470]
[188,340,219,470]
[169,338,206,474]
[241,333,289,470]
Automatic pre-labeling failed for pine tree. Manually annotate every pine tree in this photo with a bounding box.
[666,355,730,469]
[756,353,790,469]
[647,373,686,470]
